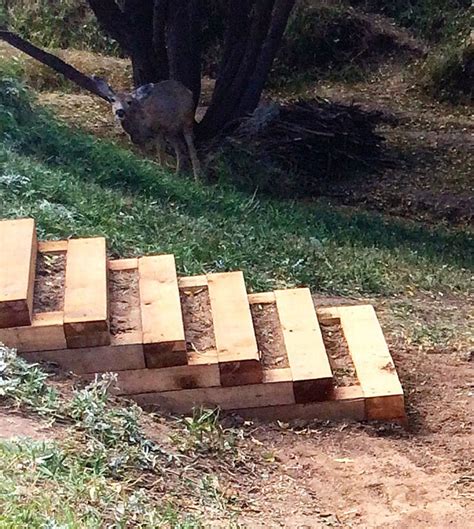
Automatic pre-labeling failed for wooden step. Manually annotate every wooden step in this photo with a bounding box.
[0,311,66,352]
[21,343,145,375]
[231,386,365,422]
[139,255,187,368]
[275,288,333,403]
[0,218,37,328]
[63,237,110,348]
[329,305,405,420]
[103,363,221,396]
[207,271,262,386]
[133,367,294,413]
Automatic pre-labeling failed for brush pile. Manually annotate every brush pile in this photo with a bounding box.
[218,98,389,197]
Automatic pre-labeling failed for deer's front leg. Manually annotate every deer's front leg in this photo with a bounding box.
[155,132,166,166]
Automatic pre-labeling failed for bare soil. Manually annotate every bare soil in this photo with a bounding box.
[251,302,289,370]
[180,287,216,352]
[108,269,141,336]
[33,252,66,313]
[0,409,63,441]
[320,321,358,387]
[302,65,474,227]
[1,43,471,527]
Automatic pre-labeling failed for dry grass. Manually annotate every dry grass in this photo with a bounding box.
[0,42,132,92]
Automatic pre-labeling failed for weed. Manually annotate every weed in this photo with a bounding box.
[173,408,240,455]
[421,38,473,104]
[0,438,200,528]
[0,345,60,416]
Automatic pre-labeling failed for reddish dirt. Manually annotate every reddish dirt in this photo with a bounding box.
[220,340,473,528]
[0,409,63,441]
[251,302,289,369]
[33,252,66,313]
[4,322,472,527]
[180,287,216,352]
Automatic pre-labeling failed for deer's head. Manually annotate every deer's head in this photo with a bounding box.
[92,77,156,145]
[92,77,154,121]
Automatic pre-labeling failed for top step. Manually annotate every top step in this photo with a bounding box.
[0,218,37,328]
[63,237,110,348]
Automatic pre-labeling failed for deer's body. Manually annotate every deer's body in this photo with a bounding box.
[109,80,201,179]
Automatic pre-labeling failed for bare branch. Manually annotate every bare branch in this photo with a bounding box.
[0,30,114,101]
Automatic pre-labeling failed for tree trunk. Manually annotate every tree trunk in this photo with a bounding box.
[198,1,275,137]
[165,0,202,108]
[237,0,296,116]
[87,0,295,139]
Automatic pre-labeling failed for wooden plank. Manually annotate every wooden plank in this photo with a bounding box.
[275,288,333,403]
[139,255,186,368]
[230,386,365,422]
[0,218,37,328]
[101,363,221,396]
[207,271,262,386]
[108,258,138,271]
[0,311,66,352]
[316,306,341,325]
[188,348,219,366]
[20,342,145,374]
[132,371,295,413]
[38,240,68,253]
[63,237,110,348]
[178,275,208,289]
[336,305,405,420]
[248,292,275,304]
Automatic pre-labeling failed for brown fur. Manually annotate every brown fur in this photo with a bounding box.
[111,80,201,179]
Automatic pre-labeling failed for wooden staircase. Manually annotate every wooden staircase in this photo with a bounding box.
[0,218,406,422]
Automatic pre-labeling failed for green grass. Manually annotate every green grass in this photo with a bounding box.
[0,76,472,298]
[0,346,205,528]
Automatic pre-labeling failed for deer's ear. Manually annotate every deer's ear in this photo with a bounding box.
[91,75,116,102]
[133,83,154,101]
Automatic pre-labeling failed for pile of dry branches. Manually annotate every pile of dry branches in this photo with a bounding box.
[218,98,389,196]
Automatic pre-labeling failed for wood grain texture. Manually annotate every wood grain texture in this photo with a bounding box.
[103,363,220,395]
[0,218,37,328]
[132,372,295,413]
[230,386,365,422]
[178,275,208,289]
[20,342,145,374]
[248,292,276,304]
[275,288,333,403]
[207,271,262,386]
[0,311,65,352]
[63,237,109,348]
[138,255,186,368]
[336,305,405,420]
[108,258,138,271]
[38,240,68,253]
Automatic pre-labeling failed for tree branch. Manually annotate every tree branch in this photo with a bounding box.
[0,30,114,100]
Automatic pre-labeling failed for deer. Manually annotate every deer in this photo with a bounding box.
[0,30,201,179]
[96,79,201,179]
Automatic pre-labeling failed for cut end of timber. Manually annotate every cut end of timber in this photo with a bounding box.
[0,218,37,328]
